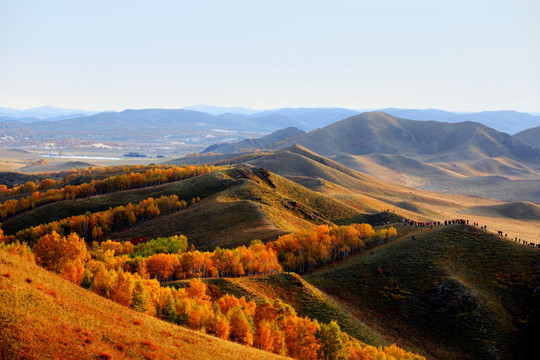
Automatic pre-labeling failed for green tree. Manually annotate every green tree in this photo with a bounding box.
[162,292,178,323]
[316,321,347,360]
[131,279,149,312]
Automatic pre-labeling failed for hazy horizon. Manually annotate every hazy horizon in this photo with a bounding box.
[1,1,539,112]
[2,104,540,116]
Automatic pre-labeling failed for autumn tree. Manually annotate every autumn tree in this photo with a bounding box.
[254,320,286,355]
[131,278,149,312]
[33,231,89,281]
[212,315,230,340]
[186,278,211,304]
[161,290,178,323]
[92,265,116,298]
[284,316,321,360]
[144,253,179,281]
[110,269,134,306]
[228,306,254,346]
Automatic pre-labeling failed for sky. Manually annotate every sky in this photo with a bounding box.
[1,0,539,112]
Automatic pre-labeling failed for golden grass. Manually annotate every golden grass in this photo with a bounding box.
[0,250,289,360]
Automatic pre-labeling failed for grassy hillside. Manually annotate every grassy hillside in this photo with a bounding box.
[466,201,540,220]
[221,167,361,224]
[0,250,288,360]
[5,165,364,249]
[266,112,540,203]
[274,111,540,162]
[305,224,540,360]
[109,167,363,249]
[110,195,289,250]
[243,146,464,221]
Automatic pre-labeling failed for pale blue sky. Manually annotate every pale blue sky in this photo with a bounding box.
[1,0,539,112]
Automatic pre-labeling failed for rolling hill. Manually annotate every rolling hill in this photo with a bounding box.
[464,201,540,220]
[3,166,365,250]
[514,125,540,149]
[106,167,363,249]
[3,143,540,359]
[162,145,540,243]
[304,224,540,360]
[27,109,305,133]
[257,112,540,203]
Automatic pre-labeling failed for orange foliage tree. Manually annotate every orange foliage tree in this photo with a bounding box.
[33,231,89,284]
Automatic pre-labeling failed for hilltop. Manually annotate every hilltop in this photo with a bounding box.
[254,112,540,203]
[106,167,362,249]
[381,108,540,135]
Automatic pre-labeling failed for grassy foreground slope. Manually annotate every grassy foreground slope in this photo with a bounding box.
[305,224,540,360]
[0,251,289,360]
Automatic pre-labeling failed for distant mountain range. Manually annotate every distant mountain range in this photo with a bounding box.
[2,105,539,134]
[182,105,261,115]
[6,109,306,133]
[0,106,96,121]
[380,108,540,135]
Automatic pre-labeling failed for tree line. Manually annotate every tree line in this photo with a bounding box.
[0,164,216,221]
[0,163,164,198]
[11,194,195,246]
[7,221,397,285]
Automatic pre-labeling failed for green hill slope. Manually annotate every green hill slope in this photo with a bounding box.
[304,224,540,360]
[108,167,362,249]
